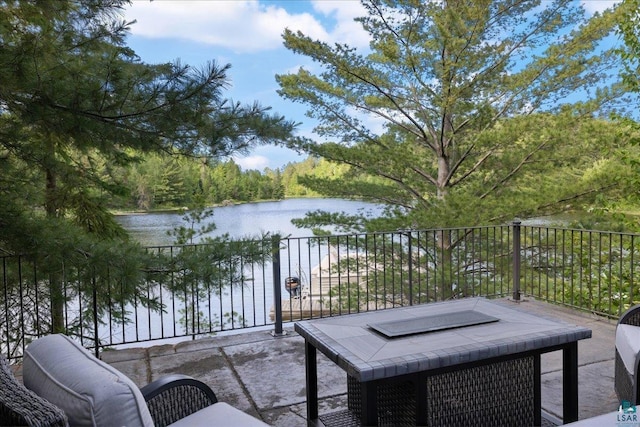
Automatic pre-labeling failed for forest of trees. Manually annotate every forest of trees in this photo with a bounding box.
[109,153,352,211]
[4,0,640,238]
[2,0,640,347]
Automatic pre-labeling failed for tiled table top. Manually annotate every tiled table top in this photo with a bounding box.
[295,298,592,382]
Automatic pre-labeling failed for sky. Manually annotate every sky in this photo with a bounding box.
[122,0,621,171]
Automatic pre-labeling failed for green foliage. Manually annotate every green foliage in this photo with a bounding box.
[0,0,296,244]
[122,155,287,209]
[0,0,295,342]
[521,227,640,315]
[149,208,274,332]
[277,0,635,233]
[617,0,640,93]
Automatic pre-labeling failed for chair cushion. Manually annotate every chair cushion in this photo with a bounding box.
[616,324,640,374]
[23,334,154,427]
[167,402,269,427]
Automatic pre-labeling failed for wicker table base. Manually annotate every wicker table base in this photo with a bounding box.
[345,354,537,427]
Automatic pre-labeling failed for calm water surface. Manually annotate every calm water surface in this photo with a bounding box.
[116,198,382,246]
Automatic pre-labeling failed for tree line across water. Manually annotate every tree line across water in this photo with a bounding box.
[112,154,347,211]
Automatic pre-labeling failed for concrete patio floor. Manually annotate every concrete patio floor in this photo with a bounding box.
[97,297,618,426]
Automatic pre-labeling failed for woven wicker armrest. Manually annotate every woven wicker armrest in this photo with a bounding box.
[620,305,640,327]
[140,374,218,427]
[616,305,640,404]
[0,355,68,427]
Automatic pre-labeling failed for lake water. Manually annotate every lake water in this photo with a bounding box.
[115,198,383,246]
[106,198,381,346]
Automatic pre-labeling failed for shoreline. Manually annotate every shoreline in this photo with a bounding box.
[111,196,353,216]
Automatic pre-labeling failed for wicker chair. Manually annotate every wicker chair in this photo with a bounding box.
[615,304,640,405]
[4,334,269,427]
[0,354,68,427]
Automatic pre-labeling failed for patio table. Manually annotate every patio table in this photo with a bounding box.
[295,298,592,426]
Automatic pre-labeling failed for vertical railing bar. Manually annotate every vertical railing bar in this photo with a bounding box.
[489,227,494,296]
[284,238,293,321]
[334,237,340,315]
[263,238,269,325]
[345,235,350,315]
[61,261,68,337]
[608,234,613,316]
[561,229,566,306]
[271,235,283,336]
[217,255,223,332]
[398,233,403,305]
[146,265,152,340]
[512,221,521,301]
[471,228,475,297]
[363,234,369,311]
[3,257,10,359]
[619,236,624,315]
[169,247,176,337]
[630,235,635,308]
[588,232,593,310]
[92,271,99,357]
[157,249,164,339]
[318,237,325,317]
[355,233,361,312]
[226,245,232,331]
[537,227,542,298]
[455,230,461,298]
[552,229,557,304]
[597,233,602,312]
[18,256,25,354]
[579,231,584,310]
[328,236,334,315]
[383,233,388,307]
[297,238,303,320]
[407,231,413,305]
[208,243,215,332]
[239,248,246,330]
[568,230,573,307]
[373,234,379,310]
[79,264,85,347]
[250,251,256,327]
[471,227,476,297]
[31,262,39,341]
[196,246,202,334]
[384,233,396,307]
[107,263,113,345]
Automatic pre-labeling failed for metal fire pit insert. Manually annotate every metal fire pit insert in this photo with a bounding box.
[368,310,499,338]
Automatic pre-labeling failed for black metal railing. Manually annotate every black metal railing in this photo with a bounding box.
[2,223,640,361]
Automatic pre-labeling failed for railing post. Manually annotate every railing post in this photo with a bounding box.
[512,220,522,301]
[271,235,285,336]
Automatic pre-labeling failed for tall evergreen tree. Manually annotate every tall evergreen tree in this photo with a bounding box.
[0,0,296,336]
[277,0,634,231]
[0,0,296,247]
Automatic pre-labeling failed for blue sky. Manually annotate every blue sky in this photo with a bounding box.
[123,0,619,171]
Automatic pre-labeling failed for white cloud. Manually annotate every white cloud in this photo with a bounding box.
[311,0,370,48]
[125,1,327,53]
[581,0,620,14]
[232,154,270,170]
[124,1,368,54]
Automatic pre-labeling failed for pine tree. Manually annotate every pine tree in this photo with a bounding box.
[277,0,633,231]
